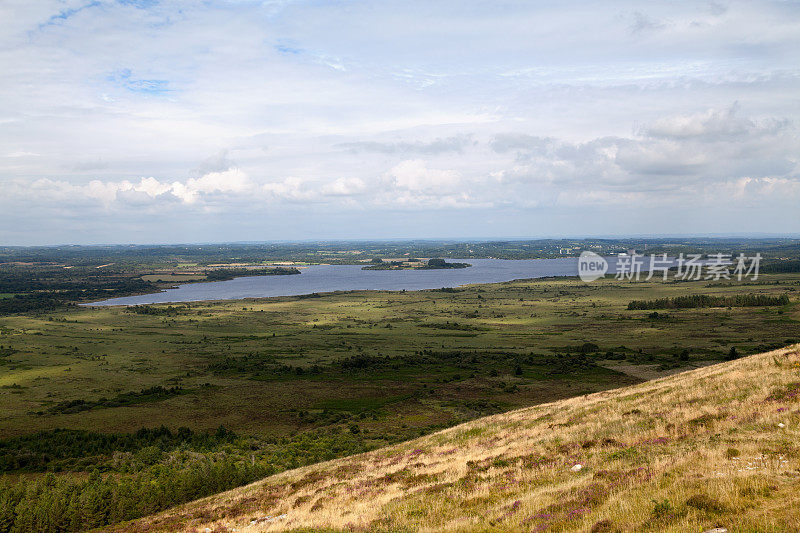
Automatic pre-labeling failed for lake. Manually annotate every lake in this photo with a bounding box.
[88,256,649,306]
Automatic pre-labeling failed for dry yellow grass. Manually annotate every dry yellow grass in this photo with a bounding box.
[116,345,800,533]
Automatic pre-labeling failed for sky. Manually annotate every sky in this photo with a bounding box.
[1,0,799,245]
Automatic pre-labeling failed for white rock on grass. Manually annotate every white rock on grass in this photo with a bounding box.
[702,528,728,533]
[778,422,786,428]
[570,464,583,472]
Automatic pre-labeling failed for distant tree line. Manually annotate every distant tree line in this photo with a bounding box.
[2,239,799,266]
[627,293,790,310]
[127,305,190,316]
[761,260,800,273]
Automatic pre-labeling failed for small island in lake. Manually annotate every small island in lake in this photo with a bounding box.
[205,266,301,281]
[362,258,471,270]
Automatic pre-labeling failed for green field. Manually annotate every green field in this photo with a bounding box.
[0,273,798,531]
[1,274,798,439]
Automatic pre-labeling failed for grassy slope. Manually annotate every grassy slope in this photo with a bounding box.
[117,345,800,533]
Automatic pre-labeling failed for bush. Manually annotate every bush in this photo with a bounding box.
[590,519,616,533]
[725,347,739,361]
[651,498,673,518]
[686,493,726,513]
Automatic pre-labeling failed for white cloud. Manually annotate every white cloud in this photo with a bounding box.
[491,105,799,192]
[3,151,40,158]
[386,160,461,193]
[336,135,473,155]
[642,104,786,140]
[9,169,254,210]
[320,177,367,196]
[262,177,316,202]
[2,104,797,221]
[174,168,253,203]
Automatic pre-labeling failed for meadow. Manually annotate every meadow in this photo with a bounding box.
[0,272,798,530]
[1,274,797,439]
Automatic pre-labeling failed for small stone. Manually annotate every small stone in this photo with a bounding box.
[570,464,583,472]
[778,423,786,428]
[702,528,728,533]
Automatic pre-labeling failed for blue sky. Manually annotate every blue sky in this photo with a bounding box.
[1,0,799,244]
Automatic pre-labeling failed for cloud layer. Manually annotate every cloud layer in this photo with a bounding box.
[1,1,799,243]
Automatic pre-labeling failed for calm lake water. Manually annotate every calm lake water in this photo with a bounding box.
[88,257,643,306]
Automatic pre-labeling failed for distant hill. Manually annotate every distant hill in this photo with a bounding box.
[118,345,800,532]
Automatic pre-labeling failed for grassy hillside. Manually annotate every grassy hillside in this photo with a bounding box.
[118,345,800,532]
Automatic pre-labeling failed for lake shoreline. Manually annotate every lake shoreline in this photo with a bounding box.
[82,257,620,306]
